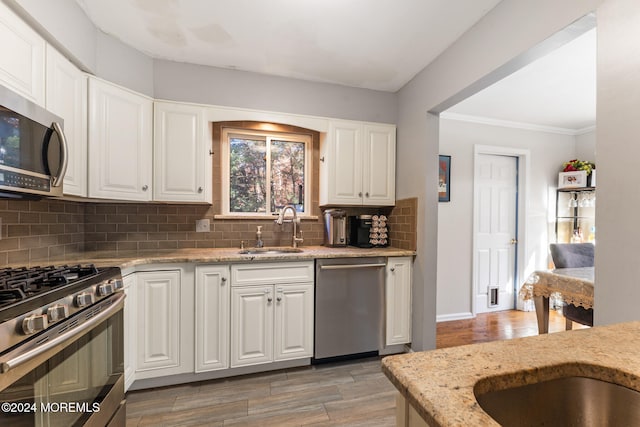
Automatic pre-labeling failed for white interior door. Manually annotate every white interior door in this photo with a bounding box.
[475,154,518,313]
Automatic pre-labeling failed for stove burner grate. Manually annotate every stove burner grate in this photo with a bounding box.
[0,264,99,306]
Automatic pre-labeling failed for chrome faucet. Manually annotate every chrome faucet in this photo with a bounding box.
[275,204,304,248]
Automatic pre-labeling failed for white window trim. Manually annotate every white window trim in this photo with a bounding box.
[220,127,312,217]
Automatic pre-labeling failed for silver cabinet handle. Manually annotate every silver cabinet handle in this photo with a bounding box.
[142,185,149,191]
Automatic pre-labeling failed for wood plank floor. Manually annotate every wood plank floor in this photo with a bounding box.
[126,309,582,426]
[436,307,587,349]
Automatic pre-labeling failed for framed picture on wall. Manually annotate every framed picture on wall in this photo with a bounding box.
[439,155,451,202]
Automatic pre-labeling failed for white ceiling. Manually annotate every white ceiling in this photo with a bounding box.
[75,0,502,92]
[444,28,596,134]
[75,0,595,133]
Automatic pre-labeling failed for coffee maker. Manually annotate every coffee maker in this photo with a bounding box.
[349,214,389,248]
[323,209,347,247]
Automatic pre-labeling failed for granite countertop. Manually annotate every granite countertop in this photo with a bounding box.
[382,322,640,426]
[28,245,415,269]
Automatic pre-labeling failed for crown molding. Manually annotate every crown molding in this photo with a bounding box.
[440,112,594,136]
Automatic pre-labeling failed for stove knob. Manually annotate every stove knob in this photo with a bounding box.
[110,279,123,290]
[75,292,95,308]
[47,305,69,323]
[22,314,48,335]
[97,282,115,297]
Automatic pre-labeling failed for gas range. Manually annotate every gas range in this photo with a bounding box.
[0,264,123,354]
[0,264,126,425]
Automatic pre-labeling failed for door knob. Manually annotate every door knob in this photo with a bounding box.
[510,238,518,245]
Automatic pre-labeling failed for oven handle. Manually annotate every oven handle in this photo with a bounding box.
[0,292,125,374]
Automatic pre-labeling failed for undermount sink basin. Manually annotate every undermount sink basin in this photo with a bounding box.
[239,247,304,255]
[475,375,640,426]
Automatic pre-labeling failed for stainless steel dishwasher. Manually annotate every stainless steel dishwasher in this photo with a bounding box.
[314,257,386,361]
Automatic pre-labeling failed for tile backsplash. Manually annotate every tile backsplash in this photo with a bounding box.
[0,199,85,266]
[0,197,417,265]
[388,197,418,251]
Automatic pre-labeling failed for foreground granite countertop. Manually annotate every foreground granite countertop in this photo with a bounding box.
[29,245,415,269]
[382,322,640,426]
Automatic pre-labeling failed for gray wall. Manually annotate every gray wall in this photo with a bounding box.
[396,0,601,351]
[9,0,97,72]
[575,130,597,163]
[11,0,154,97]
[153,60,397,123]
[595,0,640,325]
[436,119,577,320]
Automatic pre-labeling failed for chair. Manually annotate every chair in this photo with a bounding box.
[549,243,595,330]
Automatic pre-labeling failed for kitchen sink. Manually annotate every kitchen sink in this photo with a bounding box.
[475,375,640,426]
[238,247,304,255]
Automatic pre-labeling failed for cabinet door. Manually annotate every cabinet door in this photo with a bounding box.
[386,257,412,346]
[123,274,137,391]
[0,2,45,106]
[195,265,230,372]
[46,46,88,197]
[230,286,274,367]
[153,101,212,203]
[88,77,153,201]
[274,283,314,361]
[321,120,363,205]
[363,124,396,206]
[136,270,182,375]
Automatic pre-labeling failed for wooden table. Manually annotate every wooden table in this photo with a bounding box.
[520,267,594,334]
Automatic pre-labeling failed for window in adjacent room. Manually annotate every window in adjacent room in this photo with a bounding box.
[221,127,311,216]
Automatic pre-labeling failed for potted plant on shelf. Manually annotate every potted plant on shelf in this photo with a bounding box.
[558,159,596,188]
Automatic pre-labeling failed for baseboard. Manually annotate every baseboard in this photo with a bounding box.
[436,312,474,322]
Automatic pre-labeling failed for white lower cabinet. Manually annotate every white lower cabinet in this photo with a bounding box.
[230,262,314,368]
[195,265,230,372]
[273,283,314,361]
[386,257,413,346]
[135,269,194,379]
[231,285,274,367]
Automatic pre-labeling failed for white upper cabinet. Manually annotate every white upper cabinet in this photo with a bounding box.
[320,120,396,206]
[0,2,45,106]
[88,77,153,201]
[153,101,212,203]
[45,45,88,197]
[363,123,396,205]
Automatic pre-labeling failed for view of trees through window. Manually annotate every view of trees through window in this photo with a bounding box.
[228,131,307,214]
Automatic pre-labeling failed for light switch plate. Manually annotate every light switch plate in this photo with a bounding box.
[195,219,210,232]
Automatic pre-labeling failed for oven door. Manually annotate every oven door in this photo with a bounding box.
[0,292,125,427]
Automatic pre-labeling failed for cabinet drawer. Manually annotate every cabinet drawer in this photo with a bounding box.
[231,261,314,286]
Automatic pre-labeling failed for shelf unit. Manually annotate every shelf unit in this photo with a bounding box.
[555,187,596,243]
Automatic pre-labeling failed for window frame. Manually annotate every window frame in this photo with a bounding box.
[220,127,312,217]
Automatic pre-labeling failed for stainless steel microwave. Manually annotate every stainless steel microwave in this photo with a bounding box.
[0,84,68,198]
